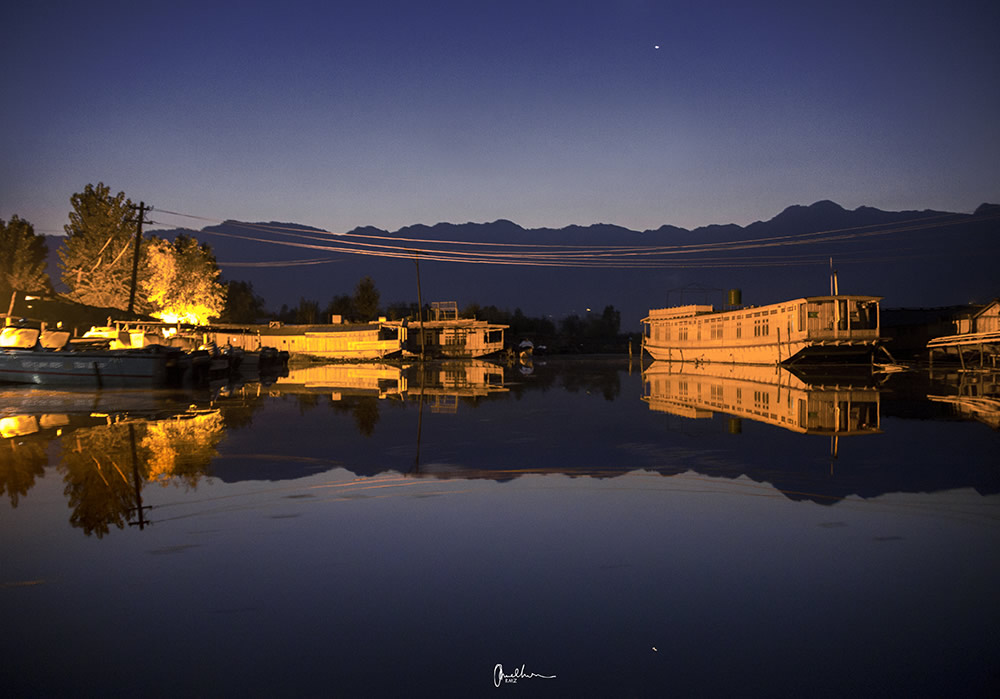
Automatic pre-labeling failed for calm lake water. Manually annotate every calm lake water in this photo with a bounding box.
[2,358,998,697]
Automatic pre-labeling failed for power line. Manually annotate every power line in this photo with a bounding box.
[151,207,1000,270]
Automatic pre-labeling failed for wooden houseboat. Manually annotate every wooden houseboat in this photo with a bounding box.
[406,302,507,358]
[642,361,881,436]
[205,320,407,360]
[641,294,883,366]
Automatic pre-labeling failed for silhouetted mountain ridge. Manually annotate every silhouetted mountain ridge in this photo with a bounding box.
[45,200,998,328]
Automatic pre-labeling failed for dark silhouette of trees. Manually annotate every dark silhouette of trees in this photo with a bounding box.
[353,276,380,320]
[221,280,267,323]
[325,294,354,322]
[295,297,320,324]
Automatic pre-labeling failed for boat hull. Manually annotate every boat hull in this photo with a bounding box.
[642,339,880,365]
[0,348,175,388]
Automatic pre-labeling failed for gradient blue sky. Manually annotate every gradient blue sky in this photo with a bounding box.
[2,0,997,238]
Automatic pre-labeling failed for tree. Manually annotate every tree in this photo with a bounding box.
[141,234,226,324]
[295,297,320,324]
[325,294,354,322]
[0,215,51,302]
[58,183,138,310]
[221,280,267,323]
[353,276,380,320]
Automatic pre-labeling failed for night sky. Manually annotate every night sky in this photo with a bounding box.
[2,0,997,238]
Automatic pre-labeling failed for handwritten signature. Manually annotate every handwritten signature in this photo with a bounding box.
[494,663,556,688]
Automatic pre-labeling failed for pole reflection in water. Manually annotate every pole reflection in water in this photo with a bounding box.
[1,360,998,696]
[1,389,223,536]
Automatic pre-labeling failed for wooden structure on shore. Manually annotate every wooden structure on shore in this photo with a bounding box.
[927,300,1000,369]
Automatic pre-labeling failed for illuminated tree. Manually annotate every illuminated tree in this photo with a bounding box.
[0,434,48,507]
[141,234,226,324]
[141,411,224,487]
[58,183,140,310]
[0,215,52,302]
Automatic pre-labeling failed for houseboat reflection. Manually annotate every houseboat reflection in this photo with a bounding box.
[266,360,507,406]
[641,361,881,436]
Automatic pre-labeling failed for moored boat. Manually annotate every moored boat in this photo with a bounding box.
[0,327,185,388]
[641,294,883,366]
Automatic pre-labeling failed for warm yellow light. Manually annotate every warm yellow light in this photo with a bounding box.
[151,304,217,326]
[1,416,38,438]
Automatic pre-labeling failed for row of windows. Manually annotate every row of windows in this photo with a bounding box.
[648,305,808,340]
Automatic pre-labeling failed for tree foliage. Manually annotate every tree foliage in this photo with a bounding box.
[294,297,320,324]
[0,215,51,302]
[325,294,354,322]
[353,276,380,320]
[58,183,138,310]
[141,234,226,324]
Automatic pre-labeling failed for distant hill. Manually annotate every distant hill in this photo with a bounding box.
[45,200,999,328]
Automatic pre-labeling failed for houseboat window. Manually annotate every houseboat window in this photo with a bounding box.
[852,302,877,330]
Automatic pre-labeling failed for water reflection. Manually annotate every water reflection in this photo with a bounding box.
[926,367,1000,429]
[1,389,222,535]
[3,361,998,534]
[3,361,997,697]
[641,361,881,436]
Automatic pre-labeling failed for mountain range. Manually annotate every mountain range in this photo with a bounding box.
[48,200,999,328]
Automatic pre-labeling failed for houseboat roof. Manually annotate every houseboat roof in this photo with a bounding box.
[643,295,883,322]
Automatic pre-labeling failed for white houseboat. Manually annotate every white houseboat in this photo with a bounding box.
[641,294,883,366]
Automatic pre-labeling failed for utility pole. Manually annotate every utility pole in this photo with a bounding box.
[127,202,149,315]
[413,253,425,361]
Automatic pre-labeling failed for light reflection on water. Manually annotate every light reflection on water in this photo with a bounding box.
[1,359,998,696]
